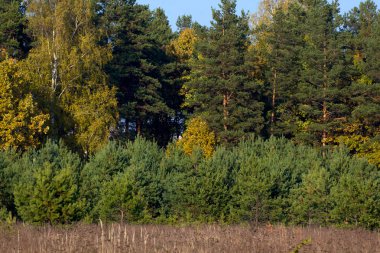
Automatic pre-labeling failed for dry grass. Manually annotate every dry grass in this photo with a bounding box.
[0,223,379,253]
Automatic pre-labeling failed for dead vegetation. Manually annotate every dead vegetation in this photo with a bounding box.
[0,224,379,253]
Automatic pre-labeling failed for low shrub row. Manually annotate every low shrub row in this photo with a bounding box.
[0,137,379,229]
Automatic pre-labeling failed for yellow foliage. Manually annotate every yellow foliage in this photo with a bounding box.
[360,141,380,167]
[329,122,368,151]
[329,122,380,167]
[334,134,369,153]
[168,28,197,61]
[0,48,7,61]
[169,29,199,109]
[70,86,118,155]
[23,0,116,154]
[353,50,364,67]
[358,141,380,168]
[177,117,216,158]
[356,75,373,85]
[251,0,292,28]
[0,59,49,150]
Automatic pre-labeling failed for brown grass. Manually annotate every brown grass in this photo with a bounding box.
[0,223,379,253]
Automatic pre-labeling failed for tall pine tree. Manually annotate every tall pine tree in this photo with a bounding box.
[294,0,348,149]
[258,3,304,137]
[102,1,180,145]
[186,0,264,144]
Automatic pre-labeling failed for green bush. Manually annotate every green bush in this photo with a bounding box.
[330,156,380,229]
[80,141,130,220]
[0,150,18,213]
[289,168,331,225]
[230,137,320,224]
[0,136,378,229]
[94,172,150,223]
[13,141,83,224]
[82,137,165,222]
[123,137,165,219]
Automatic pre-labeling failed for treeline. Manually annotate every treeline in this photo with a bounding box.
[0,0,380,162]
[1,0,380,228]
[0,137,379,229]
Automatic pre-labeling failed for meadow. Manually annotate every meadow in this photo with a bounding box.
[0,224,379,253]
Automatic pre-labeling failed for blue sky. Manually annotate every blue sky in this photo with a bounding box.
[137,0,380,30]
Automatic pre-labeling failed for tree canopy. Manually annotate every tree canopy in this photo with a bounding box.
[0,0,380,228]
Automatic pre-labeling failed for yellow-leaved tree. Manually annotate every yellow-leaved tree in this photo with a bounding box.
[168,28,199,109]
[329,122,380,168]
[0,58,49,150]
[177,117,216,158]
[23,0,118,154]
[70,86,118,155]
[169,28,197,62]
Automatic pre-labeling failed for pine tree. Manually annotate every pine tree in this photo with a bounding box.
[145,8,184,145]
[0,0,30,59]
[186,0,264,144]
[13,141,84,224]
[289,168,331,225]
[102,1,179,145]
[331,1,380,166]
[80,141,130,220]
[176,15,193,31]
[260,3,304,137]
[292,0,348,149]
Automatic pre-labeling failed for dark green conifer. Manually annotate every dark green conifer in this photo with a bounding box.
[0,0,30,59]
[187,0,264,144]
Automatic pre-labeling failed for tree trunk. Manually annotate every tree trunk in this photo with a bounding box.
[136,119,142,136]
[271,69,277,135]
[50,30,58,131]
[223,94,228,131]
[322,41,328,157]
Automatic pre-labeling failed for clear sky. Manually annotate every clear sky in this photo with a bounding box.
[137,0,380,30]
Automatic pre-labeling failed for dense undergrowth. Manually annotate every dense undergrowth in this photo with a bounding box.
[0,136,379,230]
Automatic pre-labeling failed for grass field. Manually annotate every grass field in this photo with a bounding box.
[0,224,379,253]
